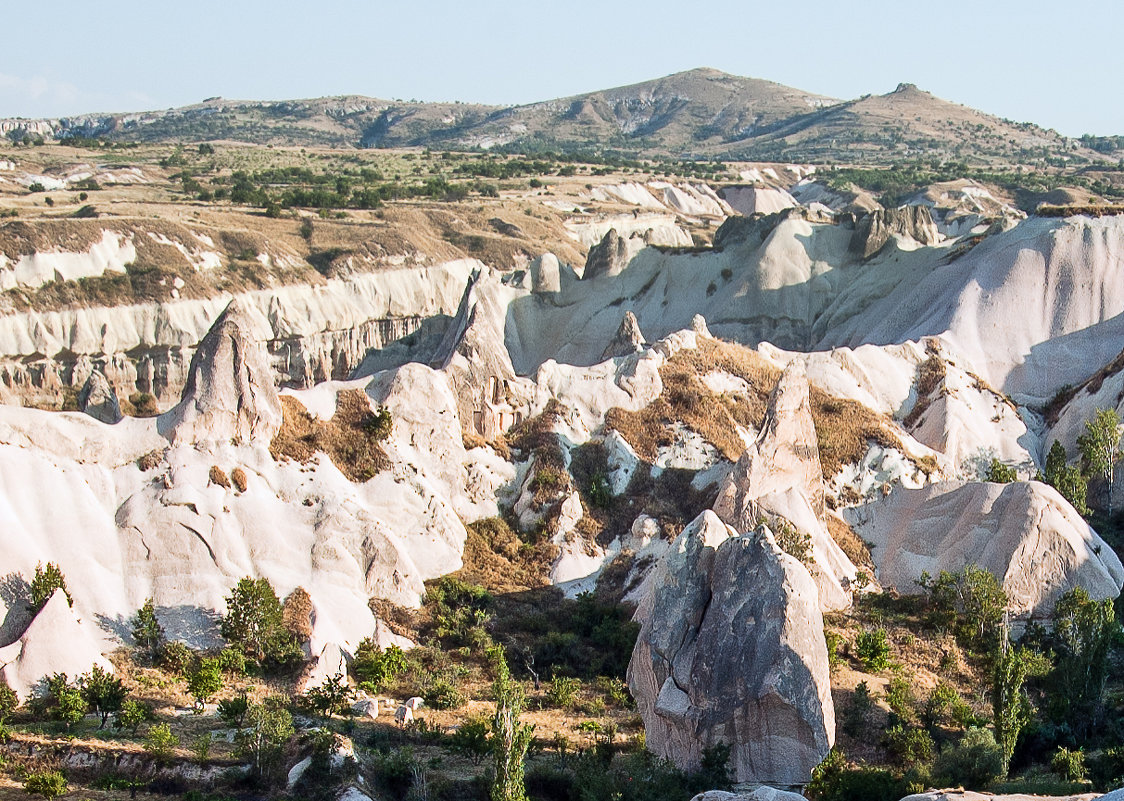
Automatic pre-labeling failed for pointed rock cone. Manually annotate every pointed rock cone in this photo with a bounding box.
[583,228,633,280]
[0,589,114,701]
[158,299,281,446]
[714,359,825,527]
[601,311,645,360]
[78,369,122,424]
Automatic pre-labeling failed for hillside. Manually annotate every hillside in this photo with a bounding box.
[3,69,1119,166]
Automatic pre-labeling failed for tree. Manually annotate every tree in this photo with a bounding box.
[114,698,153,736]
[218,692,249,728]
[235,701,295,780]
[23,770,67,800]
[79,665,126,729]
[1078,408,1122,514]
[186,658,224,711]
[1050,586,1117,737]
[922,565,1007,649]
[1043,441,1090,515]
[29,562,71,613]
[220,577,300,668]
[991,637,1034,776]
[302,672,353,718]
[46,673,86,730]
[130,598,165,663]
[488,646,533,801]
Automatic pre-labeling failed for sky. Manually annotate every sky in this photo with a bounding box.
[3,0,1122,137]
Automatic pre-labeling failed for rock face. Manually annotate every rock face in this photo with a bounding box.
[78,369,122,424]
[850,205,940,259]
[601,311,645,360]
[713,361,855,610]
[847,480,1124,617]
[0,589,114,700]
[431,269,531,438]
[583,228,634,280]
[628,511,835,786]
[158,300,282,446]
[691,789,807,801]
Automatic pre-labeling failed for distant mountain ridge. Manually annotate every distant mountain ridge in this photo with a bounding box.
[0,68,1115,164]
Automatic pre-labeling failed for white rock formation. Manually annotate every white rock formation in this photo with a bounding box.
[847,480,1124,617]
[713,360,856,610]
[629,512,835,785]
[78,369,122,424]
[158,299,282,446]
[0,590,114,700]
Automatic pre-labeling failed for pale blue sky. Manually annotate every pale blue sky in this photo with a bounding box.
[3,0,1121,136]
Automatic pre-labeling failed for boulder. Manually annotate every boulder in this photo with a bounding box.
[847,480,1124,617]
[691,788,806,801]
[899,792,1098,801]
[351,698,379,719]
[850,205,940,259]
[530,253,562,294]
[158,299,282,446]
[713,360,855,610]
[628,511,835,785]
[77,369,122,424]
[601,311,645,360]
[0,589,113,700]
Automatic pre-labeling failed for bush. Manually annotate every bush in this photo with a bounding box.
[932,728,1005,790]
[1052,746,1087,782]
[807,749,908,801]
[159,641,193,674]
[186,658,224,710]
[546,675,582,709]
[218,693,250,728]
[855,628,892,672]
[24,770,67,799]
[302,672,353,718]
[985,458,1018,483]
[884,724,935,768]
[145,722,179,763]
[216,646,246,676]
[450,714,491,765]
[0,682,18,722]
[885,675,916,724]
[423,677,465,710]
[114,698,153,736]
[840,681,874,737]
[221,576,302,670]
[130,598,165,663]
[924,681,974,728]
[351,641,407,691]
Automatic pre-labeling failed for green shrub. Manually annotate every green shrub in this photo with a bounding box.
[546,675,582,709]
[350,641,407,691]
[924,681,974,728]
[217,693,249,728]
[1051,746,1087,782]
[855,629,892,672]
[825,630,844,671]
[884,724,935,768]
[159,641,193,674]
[30,562,72,612]
[24,770,67,799]
[450,714,491,765]
[186,658,224,710]
[807,749,908,801]
[932,728,1004,790]
[145,722,179,763]
[840,681,874,737]
[884,675,916,724]
[984,458,1018,483]
[114,698,153,736]
[424,677,465,710]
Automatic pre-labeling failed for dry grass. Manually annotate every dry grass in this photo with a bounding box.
[1038,204,1124,218]
[606,337,905,478]
[282,587,313,641]
[453,517,559,594]
[902,345,946,428]
[826,513,874,571]
[270,390,390,481]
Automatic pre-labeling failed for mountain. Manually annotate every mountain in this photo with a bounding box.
[2,68,1114,164]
